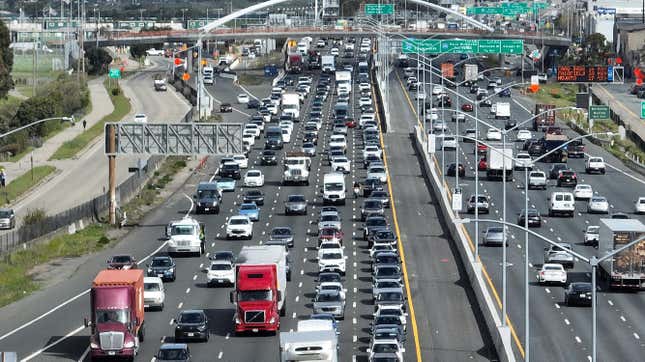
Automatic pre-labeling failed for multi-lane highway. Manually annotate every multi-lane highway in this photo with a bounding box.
[392,56,645,362]
[0,41,425,361]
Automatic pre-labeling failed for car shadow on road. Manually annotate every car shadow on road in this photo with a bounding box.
[37,335,88,361]
[203,308,235,336]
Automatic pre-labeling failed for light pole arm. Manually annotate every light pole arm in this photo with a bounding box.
[455,218,590,263]
[0,116,73,139]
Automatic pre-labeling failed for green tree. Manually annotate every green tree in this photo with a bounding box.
[85,48,113,75]
[560,33,613,66]
[0,19,13,99]
[129,44,150,59]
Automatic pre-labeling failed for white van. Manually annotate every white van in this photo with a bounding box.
[323,172,346,205]
[548,192,575,218]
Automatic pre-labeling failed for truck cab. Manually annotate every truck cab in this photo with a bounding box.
[165,217,205,256]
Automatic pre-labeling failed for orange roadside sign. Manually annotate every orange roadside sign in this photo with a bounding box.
[182,73,191,81]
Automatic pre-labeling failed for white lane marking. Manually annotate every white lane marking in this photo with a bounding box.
[620,315,626,322]
[352,301,356,309]
[353,335,357,343]
[185,288,191,294]
[545,288,551,294]
[20,324,86,361]
[218,351,224,359]
[575,336,582,343]
[178,302,183,309]
[608,300,614,306]
[211,242,215,247]
[78,346,90,362]
[193,275,197,281]
[292,312,297,319]
[634,333,640,340]
[555,303,560,309]
[0,240,169,343]
[298,282,303,288]
[564,318,570,325]
[225,333,230,340]
[199,263,203,268]
[169,319,174,325]
[353,318,357,325]
[295,296,300,303]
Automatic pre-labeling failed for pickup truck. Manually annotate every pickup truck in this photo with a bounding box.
[145,48,164,56]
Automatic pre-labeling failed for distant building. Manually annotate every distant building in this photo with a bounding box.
[322,0,339,20]
[614,23,645,74]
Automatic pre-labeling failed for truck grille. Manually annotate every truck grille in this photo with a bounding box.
[99,331,124,350]
[244,310,265,324]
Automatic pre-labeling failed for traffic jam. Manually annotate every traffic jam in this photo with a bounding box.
[87,36,411,362]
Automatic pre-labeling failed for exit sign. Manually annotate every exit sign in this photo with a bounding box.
[641,101,645,119]
[589,105,609,120]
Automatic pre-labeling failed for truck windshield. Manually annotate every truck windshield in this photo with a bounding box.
[238,290,272,302]
[96,309,129,324]
[172,225,194,236]
[325,183,344,191]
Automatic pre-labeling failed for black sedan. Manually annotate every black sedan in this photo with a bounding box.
[243,189,265,206]
[564,282,592,306]
[446,163,466,177]
[146,256,176,281]
[517,208,542,227]
[220,103,233,112]
[247,99,260,109]
[174,310,209,342]
[260,150,278,165]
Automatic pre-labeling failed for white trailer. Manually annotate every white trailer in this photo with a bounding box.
[322,55,335,73]
[598,219,645,289]
[495,102,511,120]
[237,245,288,309]
[486,144,514,181]
[281,93,301,119]
[279,330,338,362]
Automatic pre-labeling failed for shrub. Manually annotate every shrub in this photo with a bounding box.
[23,208,46,226]
[111,86,121,96]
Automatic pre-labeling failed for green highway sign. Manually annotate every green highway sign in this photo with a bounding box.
[402,39,523,55]
[590,105,610,120]
[365,4,394,15]
[641,102,645,119]
[109,69,121,79]
[187,19,209,29]
[467,2,548,15]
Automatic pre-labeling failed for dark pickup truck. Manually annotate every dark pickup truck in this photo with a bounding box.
[567,139,585,158]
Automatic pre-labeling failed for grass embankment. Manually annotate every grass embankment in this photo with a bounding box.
[11,53,65,98]
[237,73,266,86]
[122,156,188,223]
[527,84,578,107]
[49,79,131,160]
[0,224,110,307]
[0,166,56,206]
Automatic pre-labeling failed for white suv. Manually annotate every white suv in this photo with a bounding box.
[226,215,253,239]
[205,260,235,286]
[548,192,575,217]
[318,248,346,275]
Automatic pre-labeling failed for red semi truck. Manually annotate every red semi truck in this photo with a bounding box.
[230,245,287,335]
[287,54,303,74]
[85,269,145,360]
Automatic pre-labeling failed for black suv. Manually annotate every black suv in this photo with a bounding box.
[260,150,278,165]
[219,163,241,179]
[174,310,209,342]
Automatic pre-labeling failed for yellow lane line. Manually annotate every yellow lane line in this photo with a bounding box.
[372,82,424,362]
[395,70,526,359]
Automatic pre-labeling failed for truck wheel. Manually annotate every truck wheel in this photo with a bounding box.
[159,303,164,311]
[280,301,286,317]
[138,325,145,342]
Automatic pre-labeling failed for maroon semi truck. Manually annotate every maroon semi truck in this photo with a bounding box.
[85,269,145,360]
[533,103,556,131]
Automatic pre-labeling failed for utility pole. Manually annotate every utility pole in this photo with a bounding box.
[107,124,117,225]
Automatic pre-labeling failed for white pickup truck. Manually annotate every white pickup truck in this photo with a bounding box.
[145,48,164,56]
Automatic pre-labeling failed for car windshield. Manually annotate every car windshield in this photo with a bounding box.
[321,285,341,292]
[488,227,503,234]
[375,231,395,239]
[373,343,400,353]
[230,218,248,225]
[144,283,161,291]
[288,196,306,203]
[151,259,171,267]
[591,197,605,202]
[321,215,339,222]
[179,312,204,324]
[321,229,339,237]
[322,253,342,260]
[157,349,189,360]
[587,226,600,233]
[210,263,231,271]
[365,201,382,208]
[544,265,562,271]
[240,204,256,210]
[316,293,341,302]
[325,183,344,191]
[367,218,387,227]
[96,309,129,324]
[573,284,592,292]
[198,189,218,198]
[111,256,132,263]
[171,225,194,235]
[272,228,291,236]
[0,210,12,218]
[378,292,403,302]
[377,267,399,277]
[247,171,261,177]
[238,290,272,302]
[246,191,262,197]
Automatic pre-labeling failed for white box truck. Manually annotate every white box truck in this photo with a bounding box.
[279,330,338,362]
[335,71,352,96]
[281,93,301,120]
[322,55,336,73]
[486,144,514,181]
[598,219,645,289]
[495,102,511,120]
